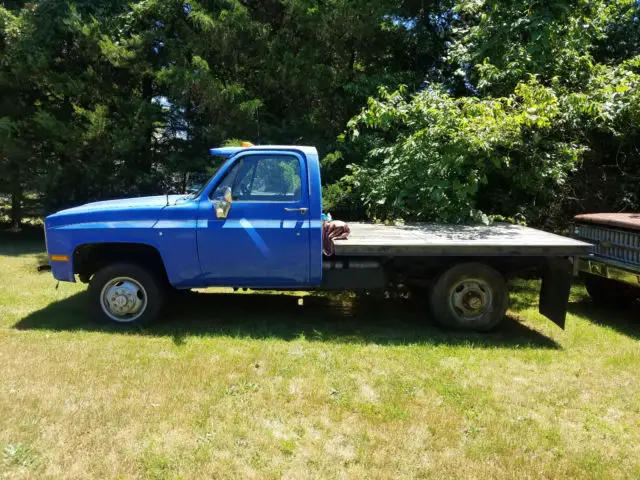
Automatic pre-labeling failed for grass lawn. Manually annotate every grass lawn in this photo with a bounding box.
[1,230,639,479]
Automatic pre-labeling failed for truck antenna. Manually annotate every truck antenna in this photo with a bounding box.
[256,105,261,145]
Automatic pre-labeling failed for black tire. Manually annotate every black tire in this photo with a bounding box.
[430,263,509,332]
[584,274,639,306]
[88,262,166,326]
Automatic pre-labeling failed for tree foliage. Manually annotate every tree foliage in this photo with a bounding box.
[344,80,580,223]
[338,0,640,225]
[0,0,639,227]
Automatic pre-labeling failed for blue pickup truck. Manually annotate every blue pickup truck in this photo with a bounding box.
[44,145,591,331]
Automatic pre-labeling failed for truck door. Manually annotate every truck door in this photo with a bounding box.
[196,151,311,287]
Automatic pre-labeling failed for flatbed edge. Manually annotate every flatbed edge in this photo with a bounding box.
[332,222,593,257]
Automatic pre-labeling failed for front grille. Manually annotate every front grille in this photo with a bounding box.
[574,223,640,266]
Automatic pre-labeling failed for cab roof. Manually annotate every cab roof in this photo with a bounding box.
[209,145,317,158]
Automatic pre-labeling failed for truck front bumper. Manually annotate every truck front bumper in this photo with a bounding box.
[50,259,76,282]
[578,257,640,288]
[44,223,76,282]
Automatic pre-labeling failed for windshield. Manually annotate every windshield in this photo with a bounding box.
[185,159,229,200]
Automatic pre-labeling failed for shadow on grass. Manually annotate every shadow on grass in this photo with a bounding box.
[15,289,561,349]
[0,227,46,257]
[510,279,640,339]
[568,299,640,340]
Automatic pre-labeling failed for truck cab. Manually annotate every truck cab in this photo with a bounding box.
[46,146,322,283]
[45,146,322,324]
[194,145,323,287]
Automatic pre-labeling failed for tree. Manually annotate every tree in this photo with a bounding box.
[2,0,637,227]
[2,0,453,225]
[334,0,640,225]
[340,80,582,223]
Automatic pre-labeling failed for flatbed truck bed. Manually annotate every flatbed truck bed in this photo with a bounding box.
[324,222,593,330]
[333,223,592,257]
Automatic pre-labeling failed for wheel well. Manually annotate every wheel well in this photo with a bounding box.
[73,243,168,283]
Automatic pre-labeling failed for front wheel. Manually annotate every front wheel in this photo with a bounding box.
[430,263,509,332]
[88,263,166,326]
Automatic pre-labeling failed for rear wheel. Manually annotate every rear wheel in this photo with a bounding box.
[430,263,509,332]
[88,263,166,326]
[584,275,639,305]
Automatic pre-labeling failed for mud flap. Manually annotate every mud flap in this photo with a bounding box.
[539,257,573,329]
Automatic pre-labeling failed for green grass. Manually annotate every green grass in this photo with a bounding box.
[1,229,640,479]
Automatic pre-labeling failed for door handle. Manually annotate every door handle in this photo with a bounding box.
[284,207,308,214]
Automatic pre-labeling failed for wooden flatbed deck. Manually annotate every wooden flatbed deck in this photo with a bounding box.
[333,222,592,257]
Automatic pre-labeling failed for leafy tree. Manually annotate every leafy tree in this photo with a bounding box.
[2,0,452,225]
[2,0,638,228]
[335,0,640,225]
[342,80,582,223]
[446,0,639,96]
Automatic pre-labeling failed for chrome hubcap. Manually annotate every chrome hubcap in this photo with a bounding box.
[449,279,493,321]
[100,277,147,322]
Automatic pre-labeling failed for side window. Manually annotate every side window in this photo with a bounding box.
[212,155,302,202]
[248,156,301,200]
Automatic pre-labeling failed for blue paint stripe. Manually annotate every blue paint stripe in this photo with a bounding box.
[57,221,157,230]
[221,219,316,229]
[154,220,199,229]
[239,218,271,258]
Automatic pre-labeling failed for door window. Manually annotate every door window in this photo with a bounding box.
[213,155,302,202]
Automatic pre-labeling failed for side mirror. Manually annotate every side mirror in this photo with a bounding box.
[223,186,233,203]
[214,186,233,219]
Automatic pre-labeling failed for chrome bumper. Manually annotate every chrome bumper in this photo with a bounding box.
[578,257,640,288]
